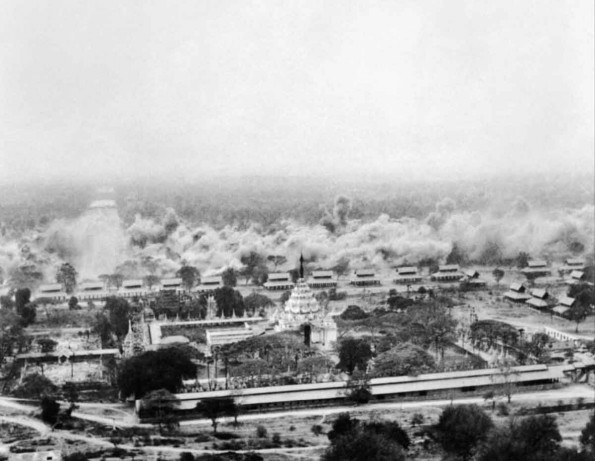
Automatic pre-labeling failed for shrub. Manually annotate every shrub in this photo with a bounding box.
[496,402,509,416]
[311,424,324,436]
[272,433,281,444]
[289,425,296,431]
[179,453,195,461]
[256,425,268,438]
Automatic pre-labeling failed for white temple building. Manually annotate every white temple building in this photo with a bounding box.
[275,255,337,349]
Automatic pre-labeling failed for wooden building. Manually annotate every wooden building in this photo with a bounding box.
[521,260,551,277]
[194,276,223,293]
[503,282,531,302]
[264,273,295,291]
[350,269,381,286]
[431,265,463,282]
[394,267,422,284]
[525,288,550,309]
[307,271,337,289]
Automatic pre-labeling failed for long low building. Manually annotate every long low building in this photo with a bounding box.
[350,270,381,286]
[394,267,423,284]
[308,271,337,289]
[504,282,531,302]
[264,273,294,291]
[431,265,463,282]
[151,364,568,415]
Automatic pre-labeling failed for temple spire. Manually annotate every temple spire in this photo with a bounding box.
[299,253,304,280]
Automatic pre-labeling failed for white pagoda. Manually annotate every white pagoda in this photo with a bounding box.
[275,255,337,349]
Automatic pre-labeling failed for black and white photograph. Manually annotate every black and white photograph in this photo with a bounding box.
[0,1,594,460]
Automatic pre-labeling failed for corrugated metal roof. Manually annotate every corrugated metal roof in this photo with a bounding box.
[39,284,63,292]
[552,305,570,315]
[526,298,548,308]
[504,291,531,301]
[509,282,525,292]
[122,279,143,288]
[530,288,549,299]
[161,278,182,286]
[570,271,584,280]
[201,276,223,285]
[565,258,584,266]
[558,296,575,307]
[311,271,334,279]
[268,272,291,281]
[528,260,547,268]
[397,267,418,275]
[79,281,104,291]
[354,269,376,277]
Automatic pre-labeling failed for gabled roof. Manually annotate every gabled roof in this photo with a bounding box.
[397,267,418,275]
[39,284,63,293]
[558,296,575,307]
[570,271,585,280]
[354,269,376,277]
[161,278,182,286]
[509,282,526,292]
[311,271,334,279]
[122,279,143,288]
[201,276,223,285]
[530,288,549,300]
[526,298,548,309]
[79,281,104,291]
[528,260,547,268]
[552,305,570,315]
[565,258,584,266]
[438,264,460,272]
[268,272,291,281]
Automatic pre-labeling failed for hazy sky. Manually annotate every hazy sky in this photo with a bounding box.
[0,0,593,184]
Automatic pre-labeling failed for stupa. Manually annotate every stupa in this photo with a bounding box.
[275,255,337,349]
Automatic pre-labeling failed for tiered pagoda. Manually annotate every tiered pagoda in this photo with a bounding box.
[275,255,337,349]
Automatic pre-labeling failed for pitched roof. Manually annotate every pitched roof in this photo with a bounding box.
[122,279,143,288]
[397,266,418,275]
[530,288,549,300]
[79,281,104,291]
[311,271,334,279]
[509,282,526,292]
[565,258,584,266]
[39,284,63,293]
[161,278,182,286]
[268,272,291,281]
[558,296,575,307]
[528,260,547,268]
[354,269,376,277]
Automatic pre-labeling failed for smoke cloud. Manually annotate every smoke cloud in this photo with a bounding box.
[0,196,593,286]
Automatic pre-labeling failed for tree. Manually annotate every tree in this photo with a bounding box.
[340,305,369,321]
[40,396,60,425]
[435,404,493,461]
[492,357,519,403]
[177,265,200,291]
[372,342,436,377]
[337,338,373,374]
[492,268,505,287]
[221,268,238,287]
[142,388,179,434]
[239,252,266,285]
[213,286,245,317]
[567,303,591,333]
[516,252,530,269]
[195,396,237,433]
[332,257,350,281]
[68,296,79,310]
[108,273,124,289]
[56,263,77,294]
[0,309,25,365]
[267,254,287,269]
[117,348,197,399]
[15,288,31,314]
[244,293,274,316]
[105,296,131,341]
[410,301,458,362]
[14,373,57,399]
[344,369,372,405]
[143,274,160,290]
[8,263,43,290]
[19,303,36,327]
[323,414,407,461]
[580,412,595,453]
[37,338,58,353]
[479,414,562,461]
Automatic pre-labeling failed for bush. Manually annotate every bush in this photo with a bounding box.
[272,433,281,444]
[179,453,195,461]
[256,425,268,438]
[213,432,239,440]
[289,425,296,431]
[496,402,509,416]
[311,424,324,436]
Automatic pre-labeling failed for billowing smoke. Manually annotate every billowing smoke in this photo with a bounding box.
[0,195,593,286]
[320,195,352,233]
